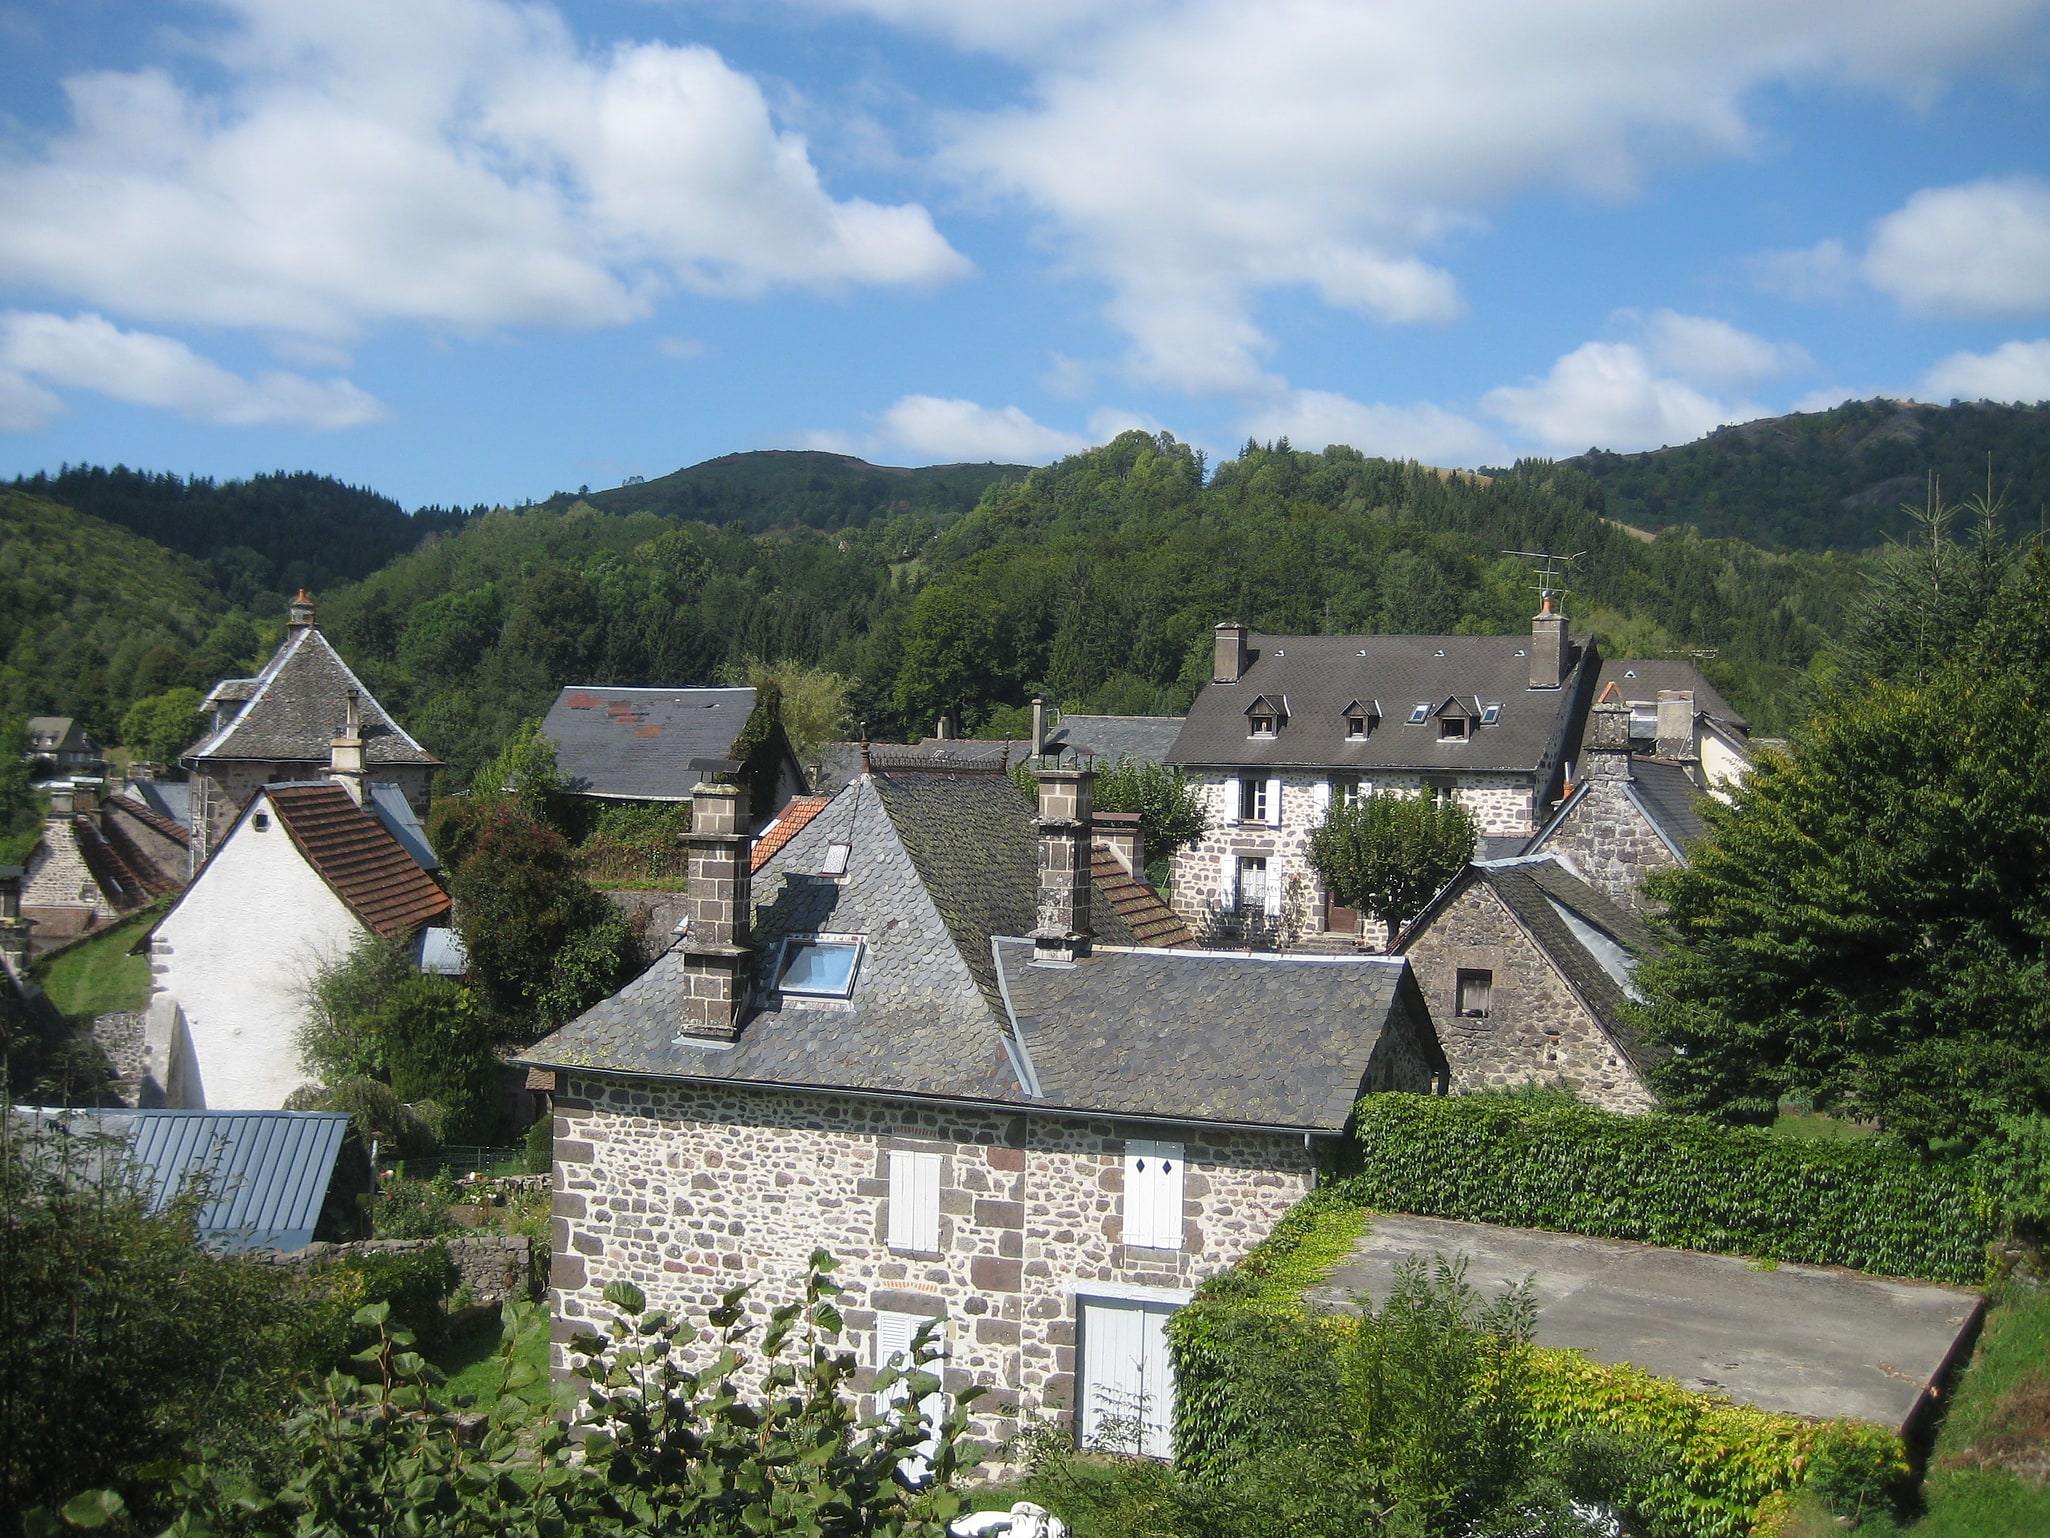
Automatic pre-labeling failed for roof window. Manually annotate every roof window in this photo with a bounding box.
[1480,702,1503,725]
[820,841,852,877]
[1407,703,1431,724]
[778,939,862,998]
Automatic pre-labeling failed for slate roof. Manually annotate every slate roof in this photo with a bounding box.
[913,715,1186,767]
[27,717,95,752]
[264,783,451,937]
[366,782,436,870]
[524,767,1407,1130]
[191,626,438,768]
[1594,660,1748,734]
[128,779,192,829]
[1168,632,1595,772]
[1526,757,1710,863]
[543,686,764,801]
[1401,856,1660,1072]
[752,795,834,873]
[12,1108,349,1252]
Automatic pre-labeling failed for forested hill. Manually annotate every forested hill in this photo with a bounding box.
[549,450,1031,531]
[6,465,477,607]
[1563,398,2050,552]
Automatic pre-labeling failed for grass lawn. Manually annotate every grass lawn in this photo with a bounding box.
[429,1307,553,1409]
[34,906,161,1016]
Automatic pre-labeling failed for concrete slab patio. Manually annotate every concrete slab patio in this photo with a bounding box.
[1302,1215,1983,1433]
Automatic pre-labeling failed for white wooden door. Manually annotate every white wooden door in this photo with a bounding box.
[1079,1298,1177,1458]
[875,1311,946,1480]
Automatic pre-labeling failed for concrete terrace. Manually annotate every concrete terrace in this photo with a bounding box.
[1303,1215,1984,1434]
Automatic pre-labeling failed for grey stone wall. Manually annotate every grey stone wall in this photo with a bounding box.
[550,1076,1315,1458]
[1400,880,1654,1113]
[272,1235,541,1307]
[1539,780,1681,914]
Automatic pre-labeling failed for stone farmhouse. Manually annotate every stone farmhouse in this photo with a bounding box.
[1164,605,1600,943]
[522,756,1445,1461]
[16,779,186,956]
[1394,854,1660,1113]
[541,684,807,821]
[25,716,104,782]
[188,592,439,866]
[144,737,454,1110]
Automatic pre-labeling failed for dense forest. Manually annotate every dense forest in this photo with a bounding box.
[1564,397,2050,551]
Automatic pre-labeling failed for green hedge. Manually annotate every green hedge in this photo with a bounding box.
[1339,1094,1992,1284]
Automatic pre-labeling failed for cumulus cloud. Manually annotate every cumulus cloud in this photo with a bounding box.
[0,0,966,343]
[1481,340,1763,453]
[1240,389,1506,466]
[1863,176,2050,318]
[936,0,2043,392]
[873,395,1090,461]
[0,311,387,430]
[1638,309,1812,388]
[1750,238,1856,302]
[1920,339,2050,402]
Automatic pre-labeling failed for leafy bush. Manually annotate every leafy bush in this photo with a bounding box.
[372,1172,461,1240]
[1342,1093,1991,1284]
[1308,789,1476,938]
[286,1075,440,1157]
[375,976,501,1144]
[298,930,419,1084]
[523,1114,553,1175]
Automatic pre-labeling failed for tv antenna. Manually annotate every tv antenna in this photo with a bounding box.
[1502,549,1584,612]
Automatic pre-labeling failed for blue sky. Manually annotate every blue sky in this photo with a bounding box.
[0,0,2047,510]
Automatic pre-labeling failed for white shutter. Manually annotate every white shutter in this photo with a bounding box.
[888,1150,941,1252]
[1265,861,1283,917]
[1219,851,1237,906]
[1315,779,1332,815]
[1265,775,1282,826]
[1123,1140,1186,1250]
[875,1311,946,1479]
[1080,1298,1178,1458]
[1226,774,1242,823]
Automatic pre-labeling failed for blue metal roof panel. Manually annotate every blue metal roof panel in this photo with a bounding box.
[83,1110,350,1253]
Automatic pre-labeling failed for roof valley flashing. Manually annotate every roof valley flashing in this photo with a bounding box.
[523,763,1440,1133]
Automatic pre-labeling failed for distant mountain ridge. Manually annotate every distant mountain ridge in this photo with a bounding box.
[551,450,1032,532]
[1562,398,2050,552]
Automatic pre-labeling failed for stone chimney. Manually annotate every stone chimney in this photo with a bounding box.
[678,778,752,1041]
[1582,684,1633,782]
[288,589,316,628]
[68,777,102,818]
[329,688,366,805]
[1031,696,1048,756]
[1529,597,1567,690]
[46,783,75,819]
[935,714,955,741]
[1214,621,1248,684]
[1033,762,1095,964]
[1656,690,1697,763]
[1093,810,1144,879]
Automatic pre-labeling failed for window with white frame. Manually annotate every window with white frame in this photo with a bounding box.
[1236,856,1268,914]
[874,1312,946,1480]
[1239,778,1268,822]
[776,938,863,997]
[887,1149,942,1253]
[1123,1140,1185,1250]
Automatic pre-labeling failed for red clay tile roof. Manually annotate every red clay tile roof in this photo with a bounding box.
[1090,843,1194,948]
[751,795,834,873]
[524,1068,556,1092]
[106,793,191,849]
[88,815,180,903]
[266,783,451,937]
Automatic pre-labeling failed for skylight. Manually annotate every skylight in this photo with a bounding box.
[779,940,862,998]
[820,841,851,876]
[1480,702,1503,724]
[1407,703,1431,724]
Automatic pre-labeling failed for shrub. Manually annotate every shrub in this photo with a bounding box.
[1342,1093,1991,1284]
[285,1076,439,1157]
[523,1114,553,1175]
[372,1171,461,1240]
[375,976,501,1144]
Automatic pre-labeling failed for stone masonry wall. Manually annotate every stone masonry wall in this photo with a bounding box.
[267,1236,540,1307]
[1170,770,1538,944]
[1400,880,1655,1113]
[1538,779,1681,914]
[550,1076,1315,1457]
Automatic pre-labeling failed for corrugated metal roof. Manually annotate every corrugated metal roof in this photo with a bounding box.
[15,1109,350,1252]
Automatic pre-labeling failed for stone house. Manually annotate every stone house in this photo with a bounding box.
[25,717,104,782]
[1395,853,1660,1113]
[189,592,439,866]
[541,685,807,821]
[521,757,1444,1462]
[1585,659,1753,795]
[1164,605,1600,944]
[17,780,184,955]
[144,740,453,1110]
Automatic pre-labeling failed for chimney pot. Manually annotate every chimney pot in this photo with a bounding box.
[1033,764,1095,963]
[678,779,753,1040]
[288,589,316,628]
[1214,621,1248,685]
[1031,697,1047,757]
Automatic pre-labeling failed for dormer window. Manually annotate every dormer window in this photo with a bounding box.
[1250,714,1277,736]
[1244,694,1287,738]
[1346,716,1366,739]
[1439,717,1467,741]
[1433,697,1477,742]
[1341,700,1381,740]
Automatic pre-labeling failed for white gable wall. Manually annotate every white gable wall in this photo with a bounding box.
[150,796,368,1109]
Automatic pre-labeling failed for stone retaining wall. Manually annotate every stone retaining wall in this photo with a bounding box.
[274,1235,541,1307]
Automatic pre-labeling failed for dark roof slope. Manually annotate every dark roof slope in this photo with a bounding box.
[997,941,1408,1129]
[914,716,1186,768]
[1169,632,1593,771]
[191,627,437,768]
[266,784,450,936]
[1626,759,1710,851]
[106,793,190,849]
[1595,660,1747,733]
[543,686,760,801]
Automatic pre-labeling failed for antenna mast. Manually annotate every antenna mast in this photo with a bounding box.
[1502,548,1585,613]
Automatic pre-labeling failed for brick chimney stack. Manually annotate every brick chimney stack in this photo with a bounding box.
[678,778,752,1041]
[1529,597,1567,690]
[1655,690,1698,763]
[288,589,316,628]
[1582,684,1633,782]
[329,688,366,805]
[1033,762,1094,964]
[1213,621,1248,684]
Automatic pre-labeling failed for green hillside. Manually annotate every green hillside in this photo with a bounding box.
[554,449,1031,532]
[0,489,243,739]
[7,465,476,608]
[1563,398,2050,551]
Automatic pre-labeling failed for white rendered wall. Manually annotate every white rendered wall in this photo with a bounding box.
[150,801,367,1109]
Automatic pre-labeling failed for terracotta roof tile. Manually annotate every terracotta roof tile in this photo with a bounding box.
[266,784,450,937]
[1090,843,1194,947]
[106,793,191,849]
[751,795,833,872]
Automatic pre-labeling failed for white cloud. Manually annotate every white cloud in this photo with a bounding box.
[938,0,2044,392]
[874,395,1089,461]
[0,0,966,343]
[1240,389,1506,466]
[1481,340,1763,453]
[1920,339,2050,402]
[1638,310,1811,388]
[1750,238,1854,302]
[1863,176,2050,318]
[0,311,387,430]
